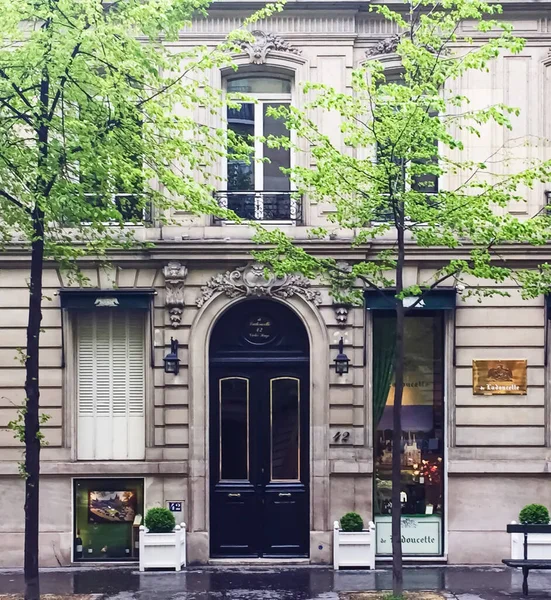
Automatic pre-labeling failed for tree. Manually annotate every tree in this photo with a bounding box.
[0,1,283,598]
[253,0,551,594]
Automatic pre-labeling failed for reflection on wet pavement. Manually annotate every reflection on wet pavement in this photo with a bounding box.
[0,566,551,600]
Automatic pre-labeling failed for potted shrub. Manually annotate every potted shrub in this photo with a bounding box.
[139,507,187,571]
[333,512,376,570]
[508,504,551,560]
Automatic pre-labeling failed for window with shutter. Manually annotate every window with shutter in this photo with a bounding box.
[77,310,146,460]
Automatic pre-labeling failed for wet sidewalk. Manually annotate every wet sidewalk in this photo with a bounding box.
[0,566,550,600]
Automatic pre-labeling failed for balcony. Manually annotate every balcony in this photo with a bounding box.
[214,191,303,225]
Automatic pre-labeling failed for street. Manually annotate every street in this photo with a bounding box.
[1,566,551,600]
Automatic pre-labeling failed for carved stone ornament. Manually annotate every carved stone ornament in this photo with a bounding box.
[196,262,322,308]
[239,30,302,65]
[333,305,350,327]
[366,34,402,57]
[163,262,188,328]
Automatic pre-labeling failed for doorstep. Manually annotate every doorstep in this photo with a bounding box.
[376,556,448,564]
[208,558,311,565]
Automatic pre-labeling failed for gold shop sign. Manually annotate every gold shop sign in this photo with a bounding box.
[472,359,527,395]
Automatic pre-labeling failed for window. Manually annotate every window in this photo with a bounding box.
[372,72,439,221]
[77,96,148,224]
[76,310,146,460]
[73,478,144,562]
[217,75,301,223]
[373,312,445,556]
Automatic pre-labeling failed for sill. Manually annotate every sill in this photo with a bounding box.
[0,461,188,476]
[217,220,299,226]
[376,555,448,563]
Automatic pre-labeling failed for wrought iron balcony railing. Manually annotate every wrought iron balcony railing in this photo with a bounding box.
[215,191,302,224]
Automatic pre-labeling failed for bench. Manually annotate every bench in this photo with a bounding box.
[502,523,551,595]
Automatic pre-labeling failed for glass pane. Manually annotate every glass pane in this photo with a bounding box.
[263,103,291,192]
[412,156,439,194]
[271,378,300,481]
[227,103,255,192]
[227,77,291,94]
[373,314,444,556]
[73,478,144,562]
[220,378,249,480]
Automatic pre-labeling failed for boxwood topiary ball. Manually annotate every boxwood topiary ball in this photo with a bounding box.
[340,512,364,532]
[519,504,550,525]
[145,507,176,533]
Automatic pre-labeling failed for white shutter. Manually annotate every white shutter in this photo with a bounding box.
[77,311,146,460]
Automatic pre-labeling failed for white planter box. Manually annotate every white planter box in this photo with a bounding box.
[139,522,187,571]
[333,520,376,570]
[509,521,551,560]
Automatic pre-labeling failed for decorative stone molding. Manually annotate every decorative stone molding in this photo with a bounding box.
[331,261,354,327]
[238,30,302,65]
[187,16,356,36]
[163,262,188,328]
[196,262,322,308]
[333,305,350,327]
[366,34,402,57]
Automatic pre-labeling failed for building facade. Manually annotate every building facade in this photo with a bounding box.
[1,0,551,567]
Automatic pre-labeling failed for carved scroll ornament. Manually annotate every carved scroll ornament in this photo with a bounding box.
[196,262,321,308]
[238,30,302,65]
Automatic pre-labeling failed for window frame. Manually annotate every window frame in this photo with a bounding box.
[221,74,299,225]
[370,69,440,223]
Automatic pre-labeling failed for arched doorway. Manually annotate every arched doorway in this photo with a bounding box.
[209,299,310,558]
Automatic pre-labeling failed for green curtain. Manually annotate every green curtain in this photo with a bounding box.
[373,316,397,428]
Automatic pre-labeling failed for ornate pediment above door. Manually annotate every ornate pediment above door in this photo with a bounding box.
[196,262,322,308]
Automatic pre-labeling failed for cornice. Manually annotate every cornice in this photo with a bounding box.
[4,238,551,268]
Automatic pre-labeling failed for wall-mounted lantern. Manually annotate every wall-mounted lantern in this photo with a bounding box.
[334,337,350,375]
[163,338,180,375]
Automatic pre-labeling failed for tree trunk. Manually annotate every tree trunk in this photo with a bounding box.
[392,206,406,597]
[24,225,45,600]
[25,53,49,599]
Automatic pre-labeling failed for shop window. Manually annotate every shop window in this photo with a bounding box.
[76,310,146,460]
[373,312,445,556]
[73,478,144,562]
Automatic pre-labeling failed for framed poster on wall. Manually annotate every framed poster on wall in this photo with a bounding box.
[88,490,137,524]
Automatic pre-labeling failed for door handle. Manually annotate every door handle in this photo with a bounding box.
[228,493,241,497]
[278,493,291,497]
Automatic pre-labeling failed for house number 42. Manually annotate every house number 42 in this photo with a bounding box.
[333,430,352,443]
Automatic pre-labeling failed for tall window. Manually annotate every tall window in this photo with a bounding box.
[77,311,146,460]
[219,76,300,223]
[77,97,148,223]
[373,71,439,221]
[373,312,445,556]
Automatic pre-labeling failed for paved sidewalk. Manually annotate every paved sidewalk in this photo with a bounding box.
[0,566,550,600]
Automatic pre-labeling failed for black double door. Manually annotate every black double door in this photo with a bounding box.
[210,363,309,558]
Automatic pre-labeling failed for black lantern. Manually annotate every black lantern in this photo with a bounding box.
[163,338,180,375]
[334,337,350,375]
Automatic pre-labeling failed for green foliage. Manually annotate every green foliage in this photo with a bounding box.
[7,401,51,478]
[340,512,364,532]
[519,504,550,525]
[0,0,285,266]
[145,507,176,533]
[252,0,551,302]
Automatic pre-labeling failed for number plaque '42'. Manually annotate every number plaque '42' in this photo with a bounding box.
[332,430,352,443]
